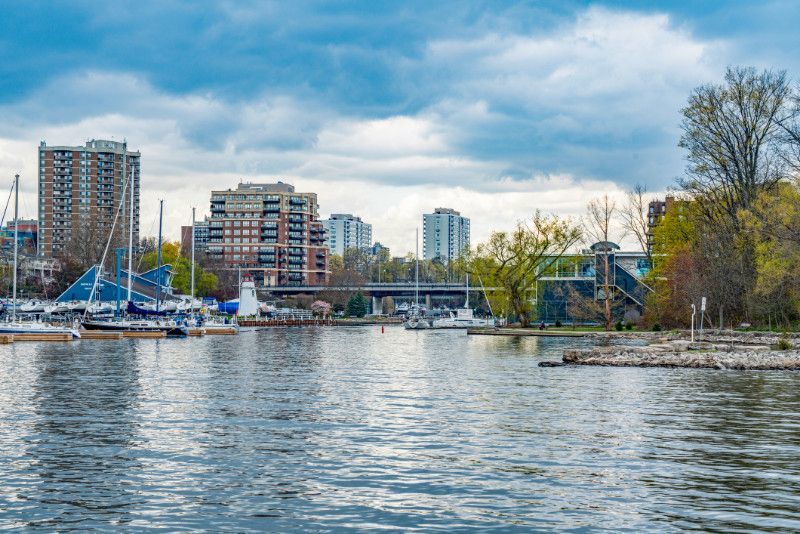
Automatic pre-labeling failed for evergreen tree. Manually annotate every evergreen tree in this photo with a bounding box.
[346,292,368,317]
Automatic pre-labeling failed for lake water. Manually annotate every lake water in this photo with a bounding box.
[0,327,799,532]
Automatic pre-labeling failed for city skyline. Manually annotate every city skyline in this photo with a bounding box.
[0,1,798,254]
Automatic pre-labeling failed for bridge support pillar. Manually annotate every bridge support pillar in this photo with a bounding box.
[425,293,431,308]
[371,295,382,315]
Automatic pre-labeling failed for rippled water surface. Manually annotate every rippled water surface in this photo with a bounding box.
[1,327,799,531]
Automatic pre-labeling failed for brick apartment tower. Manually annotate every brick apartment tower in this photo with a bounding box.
[207,182,329,286]
[38,139,140,257]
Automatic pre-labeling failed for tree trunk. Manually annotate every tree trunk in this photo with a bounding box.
[603,253,612,330]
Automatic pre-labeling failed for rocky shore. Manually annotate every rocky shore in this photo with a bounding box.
[553,335,800,370]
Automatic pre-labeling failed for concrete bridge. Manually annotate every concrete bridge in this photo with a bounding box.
[262,282,488,313]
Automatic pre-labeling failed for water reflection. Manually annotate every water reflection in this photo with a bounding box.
[0,329,797,531]
[25,341,142,529]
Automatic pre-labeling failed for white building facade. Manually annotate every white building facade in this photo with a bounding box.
[323,213,373,256]
[423,208,470,261]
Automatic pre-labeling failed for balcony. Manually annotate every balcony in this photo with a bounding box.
[263,204,280,214]
[211,202,225,213]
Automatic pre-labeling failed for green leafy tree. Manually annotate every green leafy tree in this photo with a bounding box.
[346,292,368,318]
[740,182,800,326]
[140,240,218,296]
[470,211,581,327]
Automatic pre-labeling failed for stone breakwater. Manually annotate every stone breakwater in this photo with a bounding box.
[693,329,800,348]
[559,341,800,370]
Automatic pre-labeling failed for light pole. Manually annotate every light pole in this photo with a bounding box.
[690,303,696,343]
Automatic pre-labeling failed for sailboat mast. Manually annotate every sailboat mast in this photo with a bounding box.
[190,207,195,301]
[11,174,18,322]
[126,166,134,302]
[156,199,163,312]
[465,272,469,308]
[415,227,419,306]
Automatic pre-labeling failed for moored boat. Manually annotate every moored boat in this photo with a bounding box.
[0,320,81,338]
[430,308,495,329]
[82,318,189,337]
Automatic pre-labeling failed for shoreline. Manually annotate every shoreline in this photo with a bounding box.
[550,335,800,370]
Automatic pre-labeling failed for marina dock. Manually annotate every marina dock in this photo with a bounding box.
[467,328,590,337]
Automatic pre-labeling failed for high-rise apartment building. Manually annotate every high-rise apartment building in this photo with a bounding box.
[206,182,328,286]
[38,139,140,257]
[181,219,210,256]
[423,207,470,261]
[322,213,372,256]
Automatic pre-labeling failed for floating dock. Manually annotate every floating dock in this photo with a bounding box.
[204,327,238,335]
[121,330,167,339]
[12,332,73,342]
[237,319,336,328]
[467,328,588,337]
[79,331,125,340]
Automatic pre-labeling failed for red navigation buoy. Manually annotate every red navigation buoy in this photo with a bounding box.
[381,325,385,334]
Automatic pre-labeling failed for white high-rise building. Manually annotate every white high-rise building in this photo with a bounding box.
[423,208,470,261]
[323,213,373,256]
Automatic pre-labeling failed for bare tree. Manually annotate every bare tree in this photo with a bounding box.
[778,89,800,175]
[679,66,792,224]
[584,195,619,330]
[619,183,652,264]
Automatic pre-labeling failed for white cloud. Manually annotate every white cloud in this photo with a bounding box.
[0,6,722,253]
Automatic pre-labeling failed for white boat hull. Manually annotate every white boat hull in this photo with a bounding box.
[0,322,81,338]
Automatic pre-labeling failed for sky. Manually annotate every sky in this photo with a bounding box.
[0,0,798,254]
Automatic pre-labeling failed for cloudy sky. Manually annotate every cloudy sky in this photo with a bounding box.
[0,1,798,254]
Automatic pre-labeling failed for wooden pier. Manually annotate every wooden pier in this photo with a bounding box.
[79,331,125,340]
[204,327,238,335]
[12,332,73,342]
[467,328,587,337]
[237,318,336,328]
[122,330,167,339]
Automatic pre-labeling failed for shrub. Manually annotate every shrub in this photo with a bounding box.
[652,323,662,332]
[625,322,633,330]
[777,333,792,351]
[554,319,562,328]
[615,320,623,331]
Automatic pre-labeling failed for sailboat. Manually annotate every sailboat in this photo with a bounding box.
[80,169,188,337]
[404,228,431,330]
[430,274,495,329]
[187,207,238,333]
[0,174,81,338]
